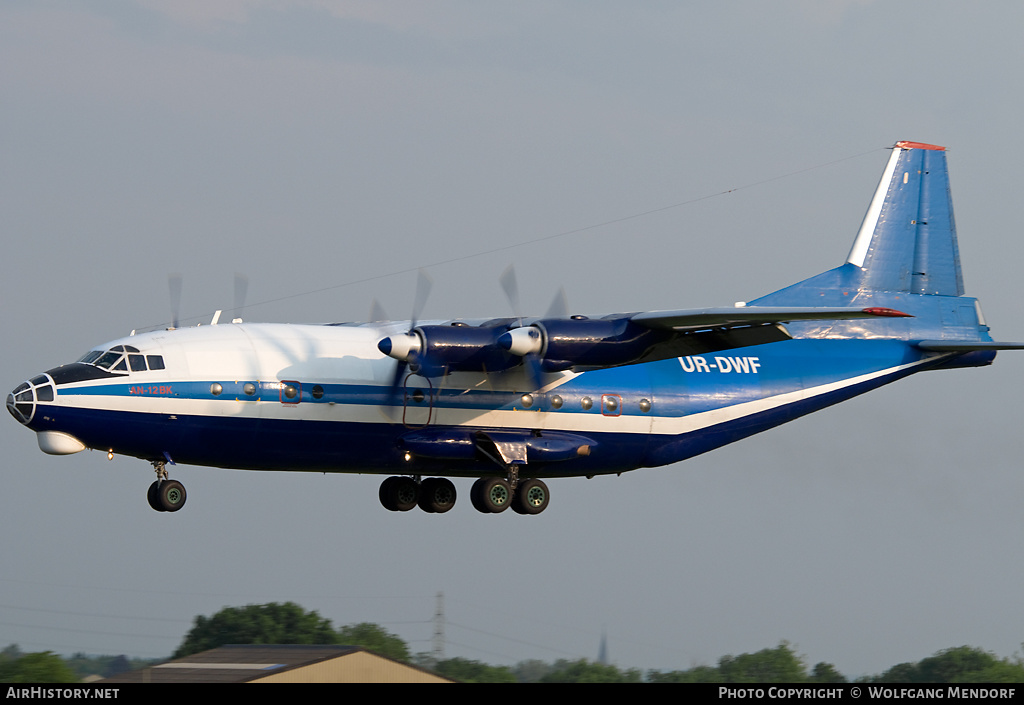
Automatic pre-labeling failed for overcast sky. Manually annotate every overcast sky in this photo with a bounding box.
[3,0,1024,677]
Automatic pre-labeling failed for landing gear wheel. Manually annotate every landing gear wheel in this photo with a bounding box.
[156,480,187,512]
[379,476,419,512]
[379,476,398,511]
[147,481,165,512]
[475,477,512,513]
[512,478,549,515]
[470,478,487,513]
[418,478,457,513]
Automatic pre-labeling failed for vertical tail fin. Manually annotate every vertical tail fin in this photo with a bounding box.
[752,141,967,307]
[846,141,964,296]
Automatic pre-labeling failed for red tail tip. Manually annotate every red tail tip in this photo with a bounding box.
[895,141,945,151]
[862,307,913,318]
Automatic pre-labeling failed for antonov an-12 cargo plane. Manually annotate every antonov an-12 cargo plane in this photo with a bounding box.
[9,141,1021,515]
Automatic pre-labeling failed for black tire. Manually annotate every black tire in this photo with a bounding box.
[379,476,399,511]
[470,478,488,513]
[390,476,419,512]
[418,478,457,513]
[147,481,165,512]
[157,480,187,512]
[478,477,512,513]
[514,478,549,515]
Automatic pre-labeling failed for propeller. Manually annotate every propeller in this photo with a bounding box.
[500,264,523,327]
[498,265,571,389]
[168,274,183,329]
[378,269,433,415]
[369,299,390,323]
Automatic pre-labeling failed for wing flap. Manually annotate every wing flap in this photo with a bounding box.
[630,306,911,332]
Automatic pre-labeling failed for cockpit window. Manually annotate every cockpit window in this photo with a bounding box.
[95,351,123,369]
[78,348,166,373]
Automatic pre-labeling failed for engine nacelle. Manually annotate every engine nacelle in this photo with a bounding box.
[379,324,520,376]
[498,317,670,370]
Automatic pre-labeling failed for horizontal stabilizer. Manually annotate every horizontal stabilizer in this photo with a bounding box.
[914,340,1024,352]
[631,306,911,332]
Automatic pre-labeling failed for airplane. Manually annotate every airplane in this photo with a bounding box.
[8,141,1023,516]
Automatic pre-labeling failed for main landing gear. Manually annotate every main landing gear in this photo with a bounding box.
[147,459,187,512]
[377,475,549,515]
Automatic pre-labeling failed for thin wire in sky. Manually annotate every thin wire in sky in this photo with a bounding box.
[165,146,884,327]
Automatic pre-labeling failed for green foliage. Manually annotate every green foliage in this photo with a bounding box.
[868,645,1024,683]
[809,661,847,683]
[648,643,844,683]
[539,658,642,683]
[432,657,516,683]
[0,651,77,683]
[647,665,725,683]
[64,653,158,680]
[173,601,338,658]
[717,642,808,683]
[336,622,410,663]
[512,659,554,683]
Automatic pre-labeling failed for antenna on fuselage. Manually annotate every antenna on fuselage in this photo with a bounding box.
[233,273,249,324]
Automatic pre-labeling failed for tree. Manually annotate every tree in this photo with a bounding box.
[0,651,77,683]
[431,657,516,683]
[647,665,725,683]
[540,658,642,683]
[174,602,338,658]
[717,642,808,683]
[335,622,410,662]
[809,661,847,683]
[513,659,554,683]
[868,645,1018,683]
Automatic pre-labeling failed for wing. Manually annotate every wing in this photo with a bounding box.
[497,306,912,372]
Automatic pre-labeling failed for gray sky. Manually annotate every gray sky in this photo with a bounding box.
[3,0,1024,677]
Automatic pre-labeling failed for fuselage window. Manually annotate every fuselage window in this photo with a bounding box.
[146,355,165,371]
[129,355,147,372]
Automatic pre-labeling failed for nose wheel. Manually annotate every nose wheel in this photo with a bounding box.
[148,460,187,512]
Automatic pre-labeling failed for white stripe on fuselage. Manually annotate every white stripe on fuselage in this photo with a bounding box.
[48,354,938,438]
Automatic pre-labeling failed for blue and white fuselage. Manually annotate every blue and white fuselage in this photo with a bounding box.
[8,141,1021,515]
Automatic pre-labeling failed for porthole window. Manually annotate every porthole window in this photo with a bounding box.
[521,394,534,408]
[284,385,298,400]
[581,396,593,410]
[312,385,324,400]
[639,398,652,412]
[211,383,223,396]
[550,395,563,409]
[243,383,256,396]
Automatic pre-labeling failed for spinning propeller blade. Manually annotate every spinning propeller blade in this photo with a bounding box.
[168,274,183,329]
